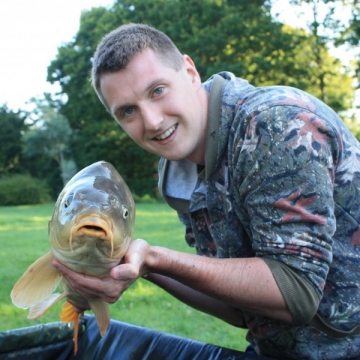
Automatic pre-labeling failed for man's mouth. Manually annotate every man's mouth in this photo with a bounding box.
[155,124,177,141]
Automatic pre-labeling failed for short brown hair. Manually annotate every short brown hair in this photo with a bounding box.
[91,23,183,109]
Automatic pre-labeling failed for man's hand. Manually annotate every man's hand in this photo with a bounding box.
[52,239,151,304]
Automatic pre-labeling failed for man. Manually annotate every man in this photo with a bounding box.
[53,23,360,359]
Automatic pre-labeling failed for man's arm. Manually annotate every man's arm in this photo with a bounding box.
[53,239,293,324]
[143,273,246,328]
[144,245,292,323]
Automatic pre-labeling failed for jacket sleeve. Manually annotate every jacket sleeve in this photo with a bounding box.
[231,104,339,324]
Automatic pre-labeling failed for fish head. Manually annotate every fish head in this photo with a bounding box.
[48,162,135,272]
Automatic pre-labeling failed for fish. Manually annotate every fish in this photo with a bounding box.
[10,161,135,354]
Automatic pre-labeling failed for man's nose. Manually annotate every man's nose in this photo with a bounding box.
[141,104,163,131]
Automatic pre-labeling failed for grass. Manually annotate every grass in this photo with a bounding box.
[0,202,248,351]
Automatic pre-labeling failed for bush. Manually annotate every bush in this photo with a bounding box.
[133,193,157,204]
[0,174,52,206]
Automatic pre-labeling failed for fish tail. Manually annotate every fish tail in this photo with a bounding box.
[60,301,80,355]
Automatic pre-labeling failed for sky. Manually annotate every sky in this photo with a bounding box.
[0,0,354,112]
[0,0,114,111]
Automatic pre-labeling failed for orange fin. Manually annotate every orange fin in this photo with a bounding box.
[60,301,80,355]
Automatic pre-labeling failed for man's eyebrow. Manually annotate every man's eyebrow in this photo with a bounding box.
[113,78,167,116]
[144,77,167,92]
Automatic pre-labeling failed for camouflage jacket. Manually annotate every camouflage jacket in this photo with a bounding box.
[158,72,360,359]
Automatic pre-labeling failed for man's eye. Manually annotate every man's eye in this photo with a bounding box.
[124,107,134,116]
[153,87,164,96]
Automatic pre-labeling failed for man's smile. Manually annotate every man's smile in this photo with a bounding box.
[155,124,178,141]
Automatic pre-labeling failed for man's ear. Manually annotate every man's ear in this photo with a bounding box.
[182,54,202,88]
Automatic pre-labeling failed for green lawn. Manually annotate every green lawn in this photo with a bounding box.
[0,202,248,351]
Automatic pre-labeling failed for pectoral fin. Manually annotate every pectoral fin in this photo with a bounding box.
[28,292,67,319]
[11,251,62,308]
[88,298,110,336]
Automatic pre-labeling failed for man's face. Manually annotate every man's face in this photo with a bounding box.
[99,49,208,164]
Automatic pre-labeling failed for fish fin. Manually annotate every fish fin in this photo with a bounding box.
[11,251,62,308]
[28,292,67,319]
[60,300,80,323]
[88,298,110,336]
[60,301,81,355]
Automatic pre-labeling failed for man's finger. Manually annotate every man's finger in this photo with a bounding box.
[111,263,139,280]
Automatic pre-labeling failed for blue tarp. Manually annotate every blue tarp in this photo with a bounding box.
[0,316,273,359]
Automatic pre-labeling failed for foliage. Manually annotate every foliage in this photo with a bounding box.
[280,26,354,112]
[0,105,27,175]
[272,0,355,111]
[133,193,158,203]
[0,202,248,351]
[24,156,64,200]
[286,0,360,87]
[22,105,77,186]
[339,1,360,83]
[0,174,51,206]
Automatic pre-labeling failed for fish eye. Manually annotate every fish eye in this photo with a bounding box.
[122,207,129,219]
[64,194,74,208]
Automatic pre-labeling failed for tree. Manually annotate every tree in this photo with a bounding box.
[335,0,360,83]
[0,104,27,175]
[271,0,356,111]
[280,0,359,81]
[22,106,77,186]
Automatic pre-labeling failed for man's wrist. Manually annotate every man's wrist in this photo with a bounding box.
[145,245,170,275]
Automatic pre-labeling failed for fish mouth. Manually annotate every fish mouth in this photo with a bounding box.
[71,214,114,250]
[73,215,112,238]
[77,224,108,238]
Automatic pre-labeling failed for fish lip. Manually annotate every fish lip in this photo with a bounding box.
[72,214,113,241]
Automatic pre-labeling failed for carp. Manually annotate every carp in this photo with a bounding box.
[11,161,135,354]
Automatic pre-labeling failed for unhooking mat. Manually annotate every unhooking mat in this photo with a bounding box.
[0,315,273,360]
